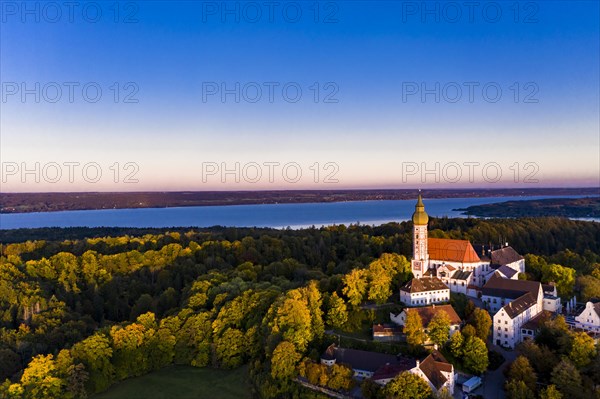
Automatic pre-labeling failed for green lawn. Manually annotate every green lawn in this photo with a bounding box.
[93,365,251,399]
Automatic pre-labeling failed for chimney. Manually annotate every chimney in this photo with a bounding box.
[432,304,435,309]
[433,344,438,351]
[416,360,420,368]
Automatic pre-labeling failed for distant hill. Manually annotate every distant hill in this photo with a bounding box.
[456,197,600,218]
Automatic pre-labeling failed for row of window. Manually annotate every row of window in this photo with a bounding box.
[411,298,449,305]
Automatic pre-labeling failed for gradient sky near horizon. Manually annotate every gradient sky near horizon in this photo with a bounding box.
[1,0,599,192]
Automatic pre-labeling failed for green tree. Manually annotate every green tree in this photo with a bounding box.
[428,310,451,347]
[541,264,576,297]
[20,354,63,399]
[342,269,368,307]
[270,341,301,381]
[71,334,114,394]
[462,324,476,339]
[110,323,147,380]
[174,312,212,367]
[326,292,348,330]
[382,371,432,399]
[568,331,597,368]
[301,281,325,339]
[505,380,535,399]
[507,356,536,392]
[448,330,464,357]
[361,378,382,399]
[517,339,558,378]
[327,364,354,391]
[404,310,426,349]
[215,328,245,369]
[471,308,492,341]
[462,336,489,375]
[551,359,582,398]
[368,261,393,304]
[539,385,562,399]
[271,290,314,352]
[576,275,600,301]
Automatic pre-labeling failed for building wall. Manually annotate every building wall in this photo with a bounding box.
[443,278,469,295]
[542,297,561,313]
[493,300,542,348]
[400,289,450,306]
[575,302,600,332]
[483,295,512,314]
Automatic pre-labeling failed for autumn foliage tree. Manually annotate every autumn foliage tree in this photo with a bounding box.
[404,310,426,350]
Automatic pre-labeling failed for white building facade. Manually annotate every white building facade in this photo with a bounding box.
[575,301,600,333]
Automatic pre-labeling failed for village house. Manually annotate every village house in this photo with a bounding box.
[320,345,413,379]
[321,345,455,394]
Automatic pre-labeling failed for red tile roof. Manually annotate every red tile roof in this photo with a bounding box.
[428,238,481,263]
[419,350,453,390]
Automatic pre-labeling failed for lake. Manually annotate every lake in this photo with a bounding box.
[1,195,596,230]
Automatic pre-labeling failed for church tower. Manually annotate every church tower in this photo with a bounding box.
[411,194,429,278]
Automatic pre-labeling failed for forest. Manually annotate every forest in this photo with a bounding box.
[0,217,599,399]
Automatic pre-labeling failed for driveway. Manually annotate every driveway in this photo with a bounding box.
[452,344,516,399]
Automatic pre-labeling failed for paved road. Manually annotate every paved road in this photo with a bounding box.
[452,344,516,399]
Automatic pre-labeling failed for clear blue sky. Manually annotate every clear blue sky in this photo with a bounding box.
[1,1,599,191]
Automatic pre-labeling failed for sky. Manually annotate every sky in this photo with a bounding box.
[1,0,599,192]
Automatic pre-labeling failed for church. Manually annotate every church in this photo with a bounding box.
[402,194,525,305]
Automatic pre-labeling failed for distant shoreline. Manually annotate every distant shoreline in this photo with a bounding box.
[455,197,600,218]
[1,187,598,214]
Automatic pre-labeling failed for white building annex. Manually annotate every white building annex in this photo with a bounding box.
[575,300,600,333]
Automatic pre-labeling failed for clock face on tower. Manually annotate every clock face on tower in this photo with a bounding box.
[413,261,421,271]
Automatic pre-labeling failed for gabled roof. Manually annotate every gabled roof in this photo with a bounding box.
[497,265,519,279]
[578,301,600,319]
[482,272,541,299]
[428,238,480,263]
[322,345,409,373]
[419,350,453,390]
[503,292,538,319]
[542,283,557,296]
[451,270,472,281]
[372,360,417,382]
[490,246,523,266]
[405,304,462,326]
[401,277,449,293]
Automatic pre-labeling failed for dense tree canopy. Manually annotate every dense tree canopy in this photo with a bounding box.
[0,218,599,398]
